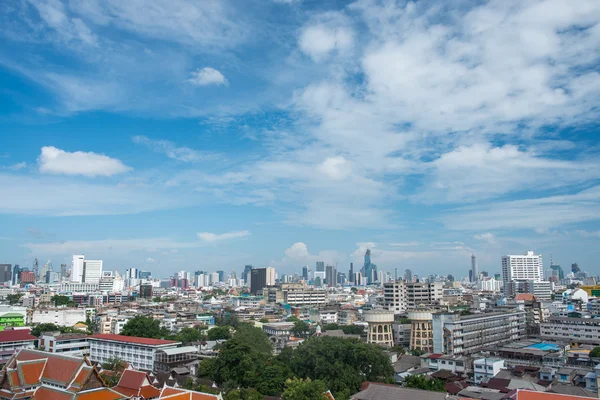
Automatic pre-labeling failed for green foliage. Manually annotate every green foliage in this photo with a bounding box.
[121,316,170,339]
[215,313,240,328]
[183,378,219,394]
[177,327,206,343]
[101,356,127,387]
[403,374,446,392]
[341,325,363,335]
[259,318,269,323]
[286,316,300,322]
[223,389,263,400]
[6,294,23,305]
[411,348,425,356]
[207,325,231,340]
[322,323,339,331]
[396,317,411,324]
[390,345,406,355]
[283,336,394,398]
[282,378,327,400]
[460,310,472,316]
[51,295,71,307]
[590,347,600,358]
[292,321,310,338]
[30,323,78,337]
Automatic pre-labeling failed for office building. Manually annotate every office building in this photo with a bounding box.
[11,264,20,286]
[432,311,526,356]
[471,254,478,282]
[39,332,90,357]
[404,269,412,282]
[82,259,103,284]
[325,265,337,287]
[20,271,35,284]
[362,249,378,284]
[0,264,11,283]
[32,258,38,282]
[302,266,308,281]
[40,261,52,283]
[541,316,600,345]
[502,251,543,295]
[60,263,68,280]
[348,263,354,283]
[549,264,564,280]
[89,334,180,372]
[217,270,225,282]
[243,265,253,285]
[316,261,325,272]
[138,270,151,280]
[250,268,268,295]
[266,267,275,286]
[71,255,85,283]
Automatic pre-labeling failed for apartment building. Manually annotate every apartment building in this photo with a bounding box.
[541,316,600,345]
[0,329,37,362]
[473,358,505,383]
[39,332,90,357]
[263,284,326,306]
[383,281,443,313]
[432,311,526,356]
[88,333,180,372]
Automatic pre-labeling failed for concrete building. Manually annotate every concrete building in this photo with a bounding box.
[88,333,180,372]
[82,259,103,284]
[473,358,505,383]
[502,251,543,295]
[0,329,37,362]
[0,264,11,283]
[382,281,443,313]
[383,281,407,313]
[541,316,600,345]
[432,311,526,356]
[39,332,90,357]
[71,255,85,283]
[363,310,394,347]
[30,308,87,326]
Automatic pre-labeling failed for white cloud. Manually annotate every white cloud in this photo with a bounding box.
[188,67,228,86]
[38,146,131,177]
[284,242,310,258]
[474,233,497,244]
[197,230,250,242]
[22,237,200,255]
[146,257,157,263]
[2,162,27,171]
[318,156,350,180]
[132,136,217,162]
[299,24,353,61]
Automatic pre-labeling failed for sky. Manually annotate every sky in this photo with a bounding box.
[1,0,600,279]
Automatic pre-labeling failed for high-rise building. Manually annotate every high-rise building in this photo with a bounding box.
[83,260,103,283]
[502,250,544,295]
[20,271,35,284]
[316,261,325,272]
[572,263,581,274]
[243,265,253,283]
[33,258,39,282]
[550,264,564,280]
[0,264,11,283]
[363,249,378,284]
[60,264,68,280]
[404,269,412,282]
[250,268,267,295]
[471,254,478,282]
[325,265,337,287]
[40,261,52,283]
[216,270,225,282]
[302,266,308,281]
[71,255,85,283]
[348,263,354,283]
[266,267,276,286]
[139,271,151,280]
[12,265,20,286]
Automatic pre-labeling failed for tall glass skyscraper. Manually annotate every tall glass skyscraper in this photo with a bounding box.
[363,249,378,284]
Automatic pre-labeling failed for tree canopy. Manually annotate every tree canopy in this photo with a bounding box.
[176,327,205,343]
[591,347,600,358]
[292,321,310,338]
[6,294,22,305]
[206,325,232,340]
[120,316,170,339]
[403,374,445,392]
[282,378,327,400]
[51,295,73,307]
[30,323,78,337]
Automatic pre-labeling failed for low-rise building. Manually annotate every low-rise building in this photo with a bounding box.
[0,313,24,330]
[88,333,180,372]
[29,307,87,326]
[0,329,37,362]
[541,316,600,345]
[473,358,505,383]
[39,332,90,357]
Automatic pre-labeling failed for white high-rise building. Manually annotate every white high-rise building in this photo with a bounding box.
[71,255,85,283]
[83,260,103,284]
[266,267,276,286]
[502,251,543,295]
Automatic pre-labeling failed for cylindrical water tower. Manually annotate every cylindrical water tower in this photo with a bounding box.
[363,310,395,347]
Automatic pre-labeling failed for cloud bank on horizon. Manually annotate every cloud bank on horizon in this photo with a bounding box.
[0,0,599,276]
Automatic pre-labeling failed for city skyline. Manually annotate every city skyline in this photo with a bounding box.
[1,1,599,275]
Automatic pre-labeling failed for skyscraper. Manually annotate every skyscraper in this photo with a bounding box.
[33,258,39,281]
[404,269,412,282]
[471,254,478,282]
[266,267,276,286]
[349,263,354,283]
[572,263,581,274]
[363,249,378,284]
[71,255,85,283]
[302,266,308,280]
[502,250,544,295]
[12,265,20,286]
[217,270,225,282]
[83,260,103,283]
[0,264,11,283]
[40,261,52,283]
[60,263,67,280]
[550,264,564,280]
[326,265,337,287]
[250,268,267,294]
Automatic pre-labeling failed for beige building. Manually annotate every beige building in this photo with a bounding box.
[408,310,434,352]
[363,310,394,347]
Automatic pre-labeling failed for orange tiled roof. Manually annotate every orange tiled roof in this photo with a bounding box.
[139,385,161,399]
[515,293,536,301]
[159,387,220,400]
[75,388,127,400]
[17,360,46,386]
[34,386,75,400]
[116,370,147,389]
[517,389,592,400]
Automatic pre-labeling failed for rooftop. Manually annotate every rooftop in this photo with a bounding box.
[0,329,36,343]
[88,334,179,346]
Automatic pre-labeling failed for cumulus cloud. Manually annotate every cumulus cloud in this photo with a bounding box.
[284,242,310,258]
[188,67,228,86]
[318,156,350,180]
[299,24,353,60]
[197,230,250,242]
[37,146,131,177]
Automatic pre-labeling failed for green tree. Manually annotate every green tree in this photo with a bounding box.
[292,321,310,338]
[259,318,269,323]
[6,294,23,305]
[286,316,300,322]
[177,327,205,343]
[403,375,445,392]
[223,389,263,400]
[207,326,232,340]
[101,356,127,387]
[282,378,327,400]
[591,347,600,358]
[322,323,340,331]
[411,348,425,356]
[390,345,406,355]
[284,336,394,398]
[341,325,363,335]
[121,316,170,339]
[51,295,71,307]
[30,323,61,337]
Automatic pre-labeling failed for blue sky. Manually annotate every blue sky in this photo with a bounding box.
[1,0,600,279]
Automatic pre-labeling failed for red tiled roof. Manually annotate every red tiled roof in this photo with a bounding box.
[34,386,74,400]
[139,385,160,399]
[515,293,536,301]
[428,354,443,359]
[0,330,37,343]
[517,389,592,400]
[75,388,127,400]
[116,370,146,389]
[18,360,46,386]
[89,334,178,346]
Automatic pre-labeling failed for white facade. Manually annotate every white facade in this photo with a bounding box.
[479,277,502,292]
[383,281,443,313]
[39,333,90,357]
[541,316,600,344]
[88,334,180,372]
[474,358,505,383]
[266,267,276,286]
[71,255,85,283]
[30,308,87,326]
[83,260,103,284]
[502,251,543,294]
[60,282,99,293]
